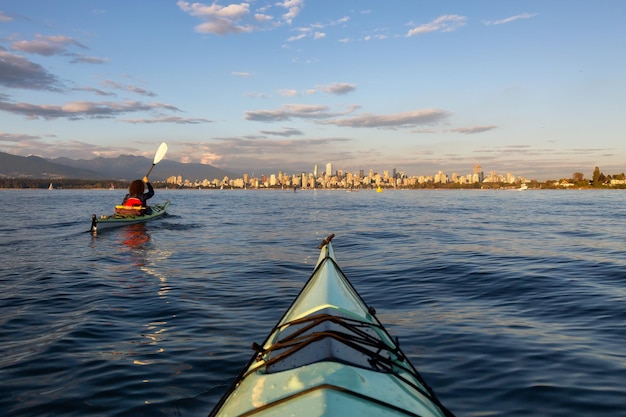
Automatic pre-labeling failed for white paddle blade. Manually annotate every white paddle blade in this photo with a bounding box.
[153,142,168,164]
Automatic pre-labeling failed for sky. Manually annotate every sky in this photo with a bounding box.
[0,1,625,180]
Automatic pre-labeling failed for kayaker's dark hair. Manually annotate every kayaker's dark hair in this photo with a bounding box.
[129,180,144,197]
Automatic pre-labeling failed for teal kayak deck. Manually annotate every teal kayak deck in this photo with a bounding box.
[209,234,454,417]
[90,200,169,233]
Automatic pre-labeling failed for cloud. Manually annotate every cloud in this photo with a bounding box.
[364,34,387,41]
[407,15,466,37]
[278,0,304,25]
[245,104,329,121]
[0,97,181,120]
[320,109,450,129]
[195,19,254,35]
[123,116,212,124]
[275,83,355,97]
[279,89,298,97]
[177,0,303,35]
[70,56,109,64]
[285,14,347,43]
[177,1,250,20]
[73,86,117,97]
[0,11,14,22]
[0,131,40,142]
[11,34,87,56]
[0,47,63,91]
[447,125,497,134]
[319,82,356,95]
[286,32,307,42]
[259,127,304,137]
[101,80,157,96]
[485,13,537,26]
[245,103,355,122]
[9,34,107,65]
[177,0,254,34]
[254,13,273,23]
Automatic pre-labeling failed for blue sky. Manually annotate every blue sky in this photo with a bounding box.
[1,1,624,180]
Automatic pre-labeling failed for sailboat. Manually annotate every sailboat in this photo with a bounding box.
[48,183,53,190]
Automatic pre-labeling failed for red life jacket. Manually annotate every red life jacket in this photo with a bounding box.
[125,197,143,206]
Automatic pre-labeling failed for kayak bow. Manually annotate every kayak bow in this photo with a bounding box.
[209,234,455,417]
[90,200,169,234]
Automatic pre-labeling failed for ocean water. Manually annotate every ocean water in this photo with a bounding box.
[0,188,624,417]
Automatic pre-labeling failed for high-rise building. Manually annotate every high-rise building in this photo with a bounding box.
[473,164,484,183]
[313,164,318,178]
[326,162,333,177]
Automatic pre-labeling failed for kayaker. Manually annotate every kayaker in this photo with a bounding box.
[122,176,154,213]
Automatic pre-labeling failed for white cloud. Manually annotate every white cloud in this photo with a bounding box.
[177,0,253,34]
[486,13,537,26]
[279,89,298,97]
[177,1,250,19]
[407,15,466,37]
[254,13,273,23]
[286,33,307,42]
[278,0,304,24]
[177,0,302,35]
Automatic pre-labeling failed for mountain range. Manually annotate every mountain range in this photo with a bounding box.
[0,151,237,181]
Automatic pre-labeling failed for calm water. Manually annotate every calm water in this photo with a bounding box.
[1,189,625,417]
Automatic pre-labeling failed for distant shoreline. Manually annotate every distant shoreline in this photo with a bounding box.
[2,177,624,190]
[1,185,622,191]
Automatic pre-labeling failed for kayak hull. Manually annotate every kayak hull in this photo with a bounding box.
[90,200,169,233]
[209,235,454,417]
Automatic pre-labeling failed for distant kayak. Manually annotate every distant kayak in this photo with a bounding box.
[90,200,169,234]
[208,234,455,417]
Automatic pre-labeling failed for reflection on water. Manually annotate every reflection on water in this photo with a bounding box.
[122,224,151,250]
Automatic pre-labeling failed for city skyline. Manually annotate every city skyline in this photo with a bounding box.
[168,162,540,189]
[1,1,625,181]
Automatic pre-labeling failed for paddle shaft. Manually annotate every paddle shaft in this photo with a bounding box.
[145,163,157,178]
[145,142,168,178]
